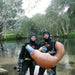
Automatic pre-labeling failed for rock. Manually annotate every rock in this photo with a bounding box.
[0,68,8,75]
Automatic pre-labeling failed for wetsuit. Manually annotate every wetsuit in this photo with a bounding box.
[18,34,38,75]
[38,31,57,75]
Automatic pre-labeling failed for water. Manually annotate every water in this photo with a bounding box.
[0,39,75,75]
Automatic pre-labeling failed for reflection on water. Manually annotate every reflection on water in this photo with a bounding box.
[0,41,23,65]
[0,39,75,75]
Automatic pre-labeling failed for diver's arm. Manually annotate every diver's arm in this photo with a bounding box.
[25,42,65,68]
[38,47,43,52]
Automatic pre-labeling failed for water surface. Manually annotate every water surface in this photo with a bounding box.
[0,39,75,75]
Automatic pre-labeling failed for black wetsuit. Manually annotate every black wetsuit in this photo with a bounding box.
[19,40,38,75]
[38,39,57,75]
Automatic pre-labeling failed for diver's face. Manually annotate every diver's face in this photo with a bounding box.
[43,33,49,39]
[31,36,36,41]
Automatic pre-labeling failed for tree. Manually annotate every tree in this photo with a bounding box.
[68,2,75,32]
[19,16,32,37]
[45,0,71,35]
[31,13,50,35]
[0,0,23,38]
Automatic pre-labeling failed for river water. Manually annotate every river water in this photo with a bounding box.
[0,38,75,75]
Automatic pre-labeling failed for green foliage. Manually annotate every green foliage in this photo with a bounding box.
[0,0,75,39]
[2,33,22,40]
[68,2,75,32]
[31,14,49,34]
[68,32,75,36]
[0,0,3,12]
[0,0,23,38]
[59,32,75,39]
[19,16,32,37]
[19,0,74,37]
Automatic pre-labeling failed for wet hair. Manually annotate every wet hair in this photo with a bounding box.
[43,31,50,37]
[30,33,36,38]
[30,33,36,43]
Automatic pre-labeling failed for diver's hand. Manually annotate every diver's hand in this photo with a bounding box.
[18,59,22,65]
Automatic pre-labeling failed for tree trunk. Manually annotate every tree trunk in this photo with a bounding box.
[0,42,4,51]
[4,25,6,39]
[0,23,3,39]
